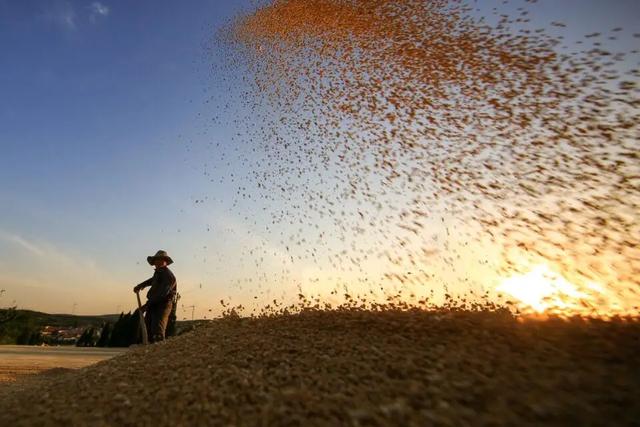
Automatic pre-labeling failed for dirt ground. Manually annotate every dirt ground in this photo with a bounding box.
[0,346,126,382]
[0,310,638,426]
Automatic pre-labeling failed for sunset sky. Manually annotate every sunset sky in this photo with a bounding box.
[0,0,638,318]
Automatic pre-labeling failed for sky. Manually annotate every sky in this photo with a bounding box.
[0,0,638,318]
[0,0,259,317]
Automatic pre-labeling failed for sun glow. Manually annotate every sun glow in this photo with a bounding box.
[496,265,627,318]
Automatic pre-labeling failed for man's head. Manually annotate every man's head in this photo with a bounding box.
[147,250,173,268]
[153,258,168,269]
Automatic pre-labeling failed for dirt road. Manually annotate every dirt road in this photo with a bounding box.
[0,345,126,383]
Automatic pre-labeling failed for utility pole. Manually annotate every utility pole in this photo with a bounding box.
[72,302,78,315]
[183,304,196,321]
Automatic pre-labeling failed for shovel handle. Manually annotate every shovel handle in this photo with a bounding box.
[136,291,149,345]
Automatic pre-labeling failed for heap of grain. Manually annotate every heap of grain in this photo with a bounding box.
[1,309,639,425]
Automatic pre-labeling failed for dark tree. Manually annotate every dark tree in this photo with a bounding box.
[126,309,143,345]
[109,312,142,347]
[28,331,42,346]
[0,306,17,325]
[96,322,112,347]
[76,327,96,347]
[108,313,127,347]
[106,310,151,347]
[0,306,18,340]
[16,328,33,345]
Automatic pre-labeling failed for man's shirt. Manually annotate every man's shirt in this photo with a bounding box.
[139,267,177,307]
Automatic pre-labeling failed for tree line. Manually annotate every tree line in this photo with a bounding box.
[76,308,178,347]
[0,306,177,347]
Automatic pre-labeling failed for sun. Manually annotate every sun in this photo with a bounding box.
[496,264,607,316]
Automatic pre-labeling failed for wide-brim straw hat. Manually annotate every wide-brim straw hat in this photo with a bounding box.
[147,250,174,266]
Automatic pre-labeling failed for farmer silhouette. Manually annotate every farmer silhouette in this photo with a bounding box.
[133,250,177,343]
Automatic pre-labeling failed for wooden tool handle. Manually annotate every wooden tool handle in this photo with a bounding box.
[136,292,149,345]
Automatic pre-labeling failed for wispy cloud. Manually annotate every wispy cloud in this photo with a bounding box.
[0,229,95,271]
[0,230,45,257]
[42,1,77,31]
[40,1,110,31]
[0,228,121,313]
[89,2,110,22]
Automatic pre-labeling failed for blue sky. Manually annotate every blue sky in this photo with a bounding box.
[0,0,638,317]
[0,0,258,316]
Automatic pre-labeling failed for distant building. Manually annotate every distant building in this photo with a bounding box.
[39,326,85,343]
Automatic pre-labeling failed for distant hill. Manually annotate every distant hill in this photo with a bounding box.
[12,310,120,327]
[0,309,120,345]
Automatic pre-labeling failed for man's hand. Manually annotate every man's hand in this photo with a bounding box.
[133,284,143,293]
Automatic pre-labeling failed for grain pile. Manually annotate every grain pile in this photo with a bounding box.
[199,0,640,315]
[0,309,638,426]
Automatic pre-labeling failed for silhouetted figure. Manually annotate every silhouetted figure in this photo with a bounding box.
[133,250,177,343]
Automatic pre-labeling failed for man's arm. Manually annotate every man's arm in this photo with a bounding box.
[133,277,153,293]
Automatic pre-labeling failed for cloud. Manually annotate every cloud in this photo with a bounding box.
[89,2,110,22]
[0,230,45,257]
[0,229,98,274]
[40,1,110,30]
[42,1,76,30]
[0,228,122,313]
[59,11,75,29]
